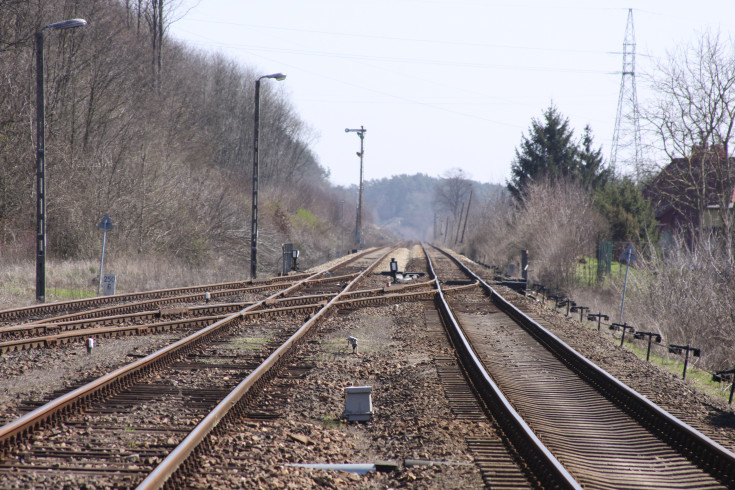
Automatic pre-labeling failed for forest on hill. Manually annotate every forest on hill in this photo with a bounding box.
[364,173,504,240]
[0,0,507,275]
[0,0,366,273]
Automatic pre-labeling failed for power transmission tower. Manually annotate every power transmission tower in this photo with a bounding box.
[610,8,643,181]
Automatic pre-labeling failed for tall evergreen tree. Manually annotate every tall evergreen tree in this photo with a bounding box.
[507,105,610,201]
[507,105,579,200]
[579,125,611,190]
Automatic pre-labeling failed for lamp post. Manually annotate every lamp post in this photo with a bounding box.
[339,199,345,254]
[35,18,87,303]
[250,72,286,280]
[345,126,366,247]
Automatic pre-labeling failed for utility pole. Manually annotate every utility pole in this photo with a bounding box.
[454,201,465,244]
[339,199,345,254]
[345,126,366,247]
[460,189,473,243]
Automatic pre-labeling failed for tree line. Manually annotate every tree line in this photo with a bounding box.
[453,31,735,371]
[0,0,358,273]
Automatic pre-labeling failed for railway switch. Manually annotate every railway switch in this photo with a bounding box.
[668,344,700,379]
[342,385,373,421]
[610,322,635,347]
[347,336,358,353]
[587,312,609,331]
[713,368,735,404]
[379,258,425,282]
[633,331,661,361]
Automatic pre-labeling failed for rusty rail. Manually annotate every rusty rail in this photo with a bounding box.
[0,275,313,323]
[423,243,581,489]
[136,246,395,489]
[430,243,735,486]
[0,248,383,452]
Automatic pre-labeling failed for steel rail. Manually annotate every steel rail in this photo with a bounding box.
[17,278,315,327]
[0,279,439,351]
[0,248,382,451]
[137,246,396,489]
[422,243,581,488]
[14,273,358,329]
[0,275,313,323]
[0,284,449,354]
[431,243,735,485]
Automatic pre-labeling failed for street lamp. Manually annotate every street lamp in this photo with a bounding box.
[345,126,366,247]
[250,72,286,279]
[35,18,87,303]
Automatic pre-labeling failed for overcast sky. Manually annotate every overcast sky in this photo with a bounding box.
[169,1,735,187]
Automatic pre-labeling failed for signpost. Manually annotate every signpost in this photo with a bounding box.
[618,244,637,323]
[102,274,116,296]
[97,214,114,296]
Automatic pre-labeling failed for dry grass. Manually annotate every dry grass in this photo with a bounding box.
[0,256,247,310]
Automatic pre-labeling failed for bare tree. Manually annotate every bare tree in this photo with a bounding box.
[513,179,607,290]
[626,235,735,370]
[642,31,735,254]
[433,168,473,243]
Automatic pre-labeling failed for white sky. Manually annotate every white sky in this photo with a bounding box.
[169,1,735,187]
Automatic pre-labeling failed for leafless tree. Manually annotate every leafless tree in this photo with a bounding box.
[624,234,735,370]
[0,0,352,271]
[433,168,473,244]
[642,31,735,254]
[468,178,606,291]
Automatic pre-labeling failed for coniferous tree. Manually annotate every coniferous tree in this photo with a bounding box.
[507,104,579,201]
[507,105,611,201]
[579,125,611,190]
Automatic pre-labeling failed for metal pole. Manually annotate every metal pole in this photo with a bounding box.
[34,19,86,303]
[250,78,261,279]
[340,199,345,254]
[35,30,46,303]
[356,127,364,246]
[97,228,108,295]
[345,126,366,247]
[248,73,285,279]
[460,189,473,243]
[619,257,630,323]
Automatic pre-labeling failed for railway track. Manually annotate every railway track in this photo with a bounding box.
[0,275,312,324]
[0,278,438,353]
[1,243,733,488]
[425,244,735,488]
[0,247,396,488]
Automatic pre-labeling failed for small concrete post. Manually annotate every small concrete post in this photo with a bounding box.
[342,386,373,421]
